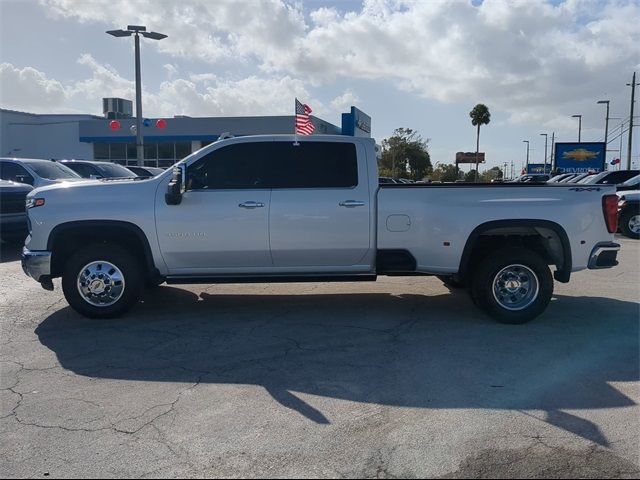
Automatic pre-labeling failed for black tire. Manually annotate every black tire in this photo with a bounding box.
[620,209,640,239]
[62,243,143,318]
[470,247,553,324]
[437,275,465,289]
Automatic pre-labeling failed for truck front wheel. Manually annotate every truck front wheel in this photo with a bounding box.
[61,243,143,318]
[470,247,553,324]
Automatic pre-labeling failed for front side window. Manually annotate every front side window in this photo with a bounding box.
[187,142,268,190]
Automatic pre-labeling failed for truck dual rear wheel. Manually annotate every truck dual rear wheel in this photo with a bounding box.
[62,244,143,318]
[470,248,553,324]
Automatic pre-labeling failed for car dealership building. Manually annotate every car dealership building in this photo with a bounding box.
[0,99,372,167]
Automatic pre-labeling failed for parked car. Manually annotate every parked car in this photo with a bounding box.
[0,158,84,188]
[565,173,596,183]
[617,190,640,239]
[547,173,574,183]
[510,174,550,183]
[0,180,32,242]
[616,174,640,192]
[578,169,639,185]
[22,134,620,324]
[58,160,137,179]
[125,165,165,179]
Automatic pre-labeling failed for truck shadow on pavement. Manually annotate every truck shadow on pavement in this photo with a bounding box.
[35,287,639,446]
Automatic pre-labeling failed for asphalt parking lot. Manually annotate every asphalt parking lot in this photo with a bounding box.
[1,237,638,478]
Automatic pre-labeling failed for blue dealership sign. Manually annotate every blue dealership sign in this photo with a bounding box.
[527,163,552,174]
[554,142,606,173]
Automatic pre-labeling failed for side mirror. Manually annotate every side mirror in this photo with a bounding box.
[165,164,186,205]
[89,174,103,180]
[15,175,34,186]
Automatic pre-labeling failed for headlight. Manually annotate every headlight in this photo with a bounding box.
[26,198,45,209]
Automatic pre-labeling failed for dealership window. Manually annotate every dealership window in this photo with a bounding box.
[110,143,126,161]
[144,143,157,160]
[94,143,109,160]
[95,140,193,167]
[158,142,174,159]
[126,144,136,162]
[175,141,191,159]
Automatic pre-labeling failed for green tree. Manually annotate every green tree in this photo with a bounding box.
[464,169,477,182]
[469,104,491,182]
[480,166,503,182]
[379,128,432,181]
[430,164,460,182]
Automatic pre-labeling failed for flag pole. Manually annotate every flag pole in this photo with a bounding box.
[293,98,299,146]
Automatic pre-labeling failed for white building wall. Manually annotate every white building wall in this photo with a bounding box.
[0,109,94,160]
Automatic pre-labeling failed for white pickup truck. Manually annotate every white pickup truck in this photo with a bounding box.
[22,135,620,323]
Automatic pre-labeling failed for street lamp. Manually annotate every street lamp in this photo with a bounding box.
[107,25,167,166]
[522,140,530,170]
[540,133,548,171]
[571,114,582,142]
[597,100,610,167]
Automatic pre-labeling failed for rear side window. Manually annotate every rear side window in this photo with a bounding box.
[270,141,358,189]
[187,141,358,190]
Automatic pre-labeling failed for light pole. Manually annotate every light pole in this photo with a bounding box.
[626,72,639,170]
[107,25,167,166]
[522,140,529,171]
[540,133,548,171]
[571,114,582,142]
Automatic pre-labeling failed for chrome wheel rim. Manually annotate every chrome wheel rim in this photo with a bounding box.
[629,215,640,234]
[77,261,125,307]
[492,264,539,311]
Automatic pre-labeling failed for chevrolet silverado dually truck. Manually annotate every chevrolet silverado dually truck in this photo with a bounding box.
[22,135,620,323]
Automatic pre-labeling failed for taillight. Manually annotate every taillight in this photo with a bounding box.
[602,195,618,233]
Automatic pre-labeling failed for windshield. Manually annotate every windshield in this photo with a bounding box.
[97,163,137,178]
[25,161,81,180]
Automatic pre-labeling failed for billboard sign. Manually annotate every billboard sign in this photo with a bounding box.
[527,163,552,174]
[554,142,606,173]
[456,152,485,164]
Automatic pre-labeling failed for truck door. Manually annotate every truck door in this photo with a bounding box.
[268,140,372,267]
[155,142,272,273]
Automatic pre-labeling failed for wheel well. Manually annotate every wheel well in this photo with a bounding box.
[459,222,571,283]
[48,221,157,279]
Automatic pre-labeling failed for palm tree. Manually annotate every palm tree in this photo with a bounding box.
[469,104,491,182]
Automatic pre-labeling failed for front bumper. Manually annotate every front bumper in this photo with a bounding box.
[21,248,52,282]
[587,242,620,269]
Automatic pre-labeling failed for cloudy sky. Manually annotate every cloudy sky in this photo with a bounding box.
[1,0,639,171]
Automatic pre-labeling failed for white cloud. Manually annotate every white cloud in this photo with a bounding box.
[0,63,67,110]
[22,0,640,130]
[0,56,319,118]
[330,90,360,111]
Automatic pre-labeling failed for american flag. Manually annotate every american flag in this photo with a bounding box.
[295,98,315,135]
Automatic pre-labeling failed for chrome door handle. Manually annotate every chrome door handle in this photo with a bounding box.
[339,200,365,208]
[239,201,265,209]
